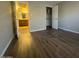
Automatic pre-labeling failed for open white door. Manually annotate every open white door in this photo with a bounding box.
[52,5,58,29]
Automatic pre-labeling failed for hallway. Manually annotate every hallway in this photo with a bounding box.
[4,29,79,58]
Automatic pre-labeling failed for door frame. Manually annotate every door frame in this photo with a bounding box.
[46,6,52,29]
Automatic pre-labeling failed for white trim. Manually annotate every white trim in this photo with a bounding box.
[0,36,14,57]
[30,28,46,32]
[59,27,79,34]
[52,27,58,30]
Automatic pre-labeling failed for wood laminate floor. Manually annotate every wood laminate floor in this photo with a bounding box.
[4,28,79,58]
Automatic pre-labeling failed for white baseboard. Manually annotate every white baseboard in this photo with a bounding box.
[30,28,46,32]
[0,36,14,57]
[59,27,79,34]
[52,27,58,30]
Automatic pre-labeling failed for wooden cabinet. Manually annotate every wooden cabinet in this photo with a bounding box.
[19,20,28,27]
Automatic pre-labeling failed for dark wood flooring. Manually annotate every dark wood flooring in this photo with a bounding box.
[4,29,79,58]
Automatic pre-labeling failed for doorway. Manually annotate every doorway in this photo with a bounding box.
[11,2,30,38]
[46,7,52,30]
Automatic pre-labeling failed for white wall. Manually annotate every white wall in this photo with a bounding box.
[52,5,58,29]
[28,2,53,32]
[28,2,46,32]
[0,2,13,56]
[58,2,79,33]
